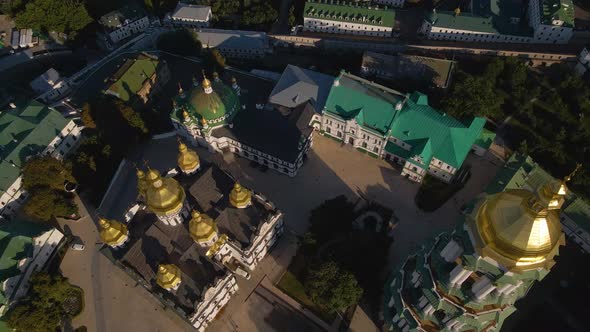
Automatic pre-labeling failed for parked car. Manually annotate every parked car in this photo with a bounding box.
[71,242,85,251]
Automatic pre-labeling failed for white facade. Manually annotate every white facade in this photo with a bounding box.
[0,120,82,219]
[105,16,150,43]
[213,197,284,271]
[191,272,238,332]
[528,0,573,44]
[575,47,590,75]
[172,119,312,178]
[374,0,405,7]
[420,20,534,44]
[0,228,64,315]
[304,17,393,37]
[196,29,270,59]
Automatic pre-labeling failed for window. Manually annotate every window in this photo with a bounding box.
[362,142,367,148]
[446,165,451,170]
[373,147,379,153]
[337,131,342,138]
[65,142,71,148]
[326,127,331,133]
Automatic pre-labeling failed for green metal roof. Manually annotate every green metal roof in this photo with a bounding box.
[474,128,496,149]
[428,0,534,37]
[385,141,410,159]
[0,219,47,282]
[323,74,404,135]
[304,0,395,28]
[0,101,68,192]
[391,92,486,168]
[485,153,535,194]
[564,197,590,232]
[540,0,574,27]
[106,57,158,102]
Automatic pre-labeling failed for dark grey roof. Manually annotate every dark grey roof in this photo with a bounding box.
[188,165,274,248]
[361,51,455,88]
[212,101,315,163]
[171,3,211,21]
[109,211,224,315]
[196,29,269,50]
[269,65,334,110]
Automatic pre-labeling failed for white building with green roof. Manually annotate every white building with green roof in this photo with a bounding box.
[420,0,574,44]
[528,0,574,43]
[303,0,396,37]
[99,5,150,44]
[0,102,82,220]
[319,71,489,183]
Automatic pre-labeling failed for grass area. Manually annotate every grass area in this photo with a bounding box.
[276,254,336,323]
[415,175,463,212]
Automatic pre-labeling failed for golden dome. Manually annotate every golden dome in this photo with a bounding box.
[202,77,211,89]
[99,218,128,247]
[231,77,237,84]
[473,189,565,270]
[137,169,147,196]
[229,183,251,208]
[144,168,186,216]
[189,210,218,243]
[177,142,200,173]
[182,110,189,120]
[200,117,208,126]
[156,264,182,290]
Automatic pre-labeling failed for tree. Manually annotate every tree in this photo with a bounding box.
[203,48,226,71]
[22,157,75,191]
[305,261,362,312]
[23,187,77,221]
[288,5,296,27]
[5,272,83,332]
[156,29,202,56]
[442,73,503,120]
[15,0,92,37]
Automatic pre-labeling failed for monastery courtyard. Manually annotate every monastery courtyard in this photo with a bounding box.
[58,134,503,332]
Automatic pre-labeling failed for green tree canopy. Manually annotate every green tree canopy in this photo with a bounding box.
[22,156,75,191]
[157,29,202,56]
[442,73,503,120]
[23,187,77,221]
[304,261,362,312]
[15,0,92,37]
[5,273,83,332]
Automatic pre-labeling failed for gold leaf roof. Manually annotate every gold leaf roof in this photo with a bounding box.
[99,218,128,246]
[229,183,251,208]
[156,264,182,290]
[473,189,565,271]
[177,142,200,172]
[144,168,186,215]
[189,210,218,243]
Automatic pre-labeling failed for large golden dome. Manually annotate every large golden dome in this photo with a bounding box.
[144,168,186,216]
[473,189,565,270]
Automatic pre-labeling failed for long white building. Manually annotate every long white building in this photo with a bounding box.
[99,5,150,44]
[303,0,396,37]
[0,101,82,220]
[165,3,211,28]
[421,0,574,44]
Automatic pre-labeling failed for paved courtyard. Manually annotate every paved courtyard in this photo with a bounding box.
[59,133,503,332]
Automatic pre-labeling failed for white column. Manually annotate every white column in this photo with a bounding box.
[449,264,472,286]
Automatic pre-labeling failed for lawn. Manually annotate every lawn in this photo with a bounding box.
[415,175,463,212]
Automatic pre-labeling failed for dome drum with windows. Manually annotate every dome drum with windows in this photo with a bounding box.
[173,71,240,127]
[230,183,252,209]
[189,210,218,244]
[177,141,200,174]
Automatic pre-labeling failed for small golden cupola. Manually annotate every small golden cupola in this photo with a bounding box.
[177,141,200,175]
[189,210,218,246]
[229,182,252,209]
[99,218,129,248]
[202,71,212,94]
[144,167,187,225]
[137,169,147,198]
[156,264,182,291]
